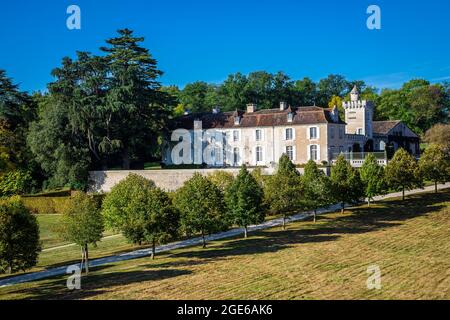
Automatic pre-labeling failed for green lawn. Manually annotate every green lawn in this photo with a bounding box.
[0,189,449,300]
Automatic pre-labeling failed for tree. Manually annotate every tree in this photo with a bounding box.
[173,173,227,248]
[419,144,450,193]
[142,187,180,259]
[0,196,41,274]
[101,29,171,169]
[180,81,210,113]
[423,123,450,152]
[360,154,387,206]
[317,74,349,106]
[102,174,156,245]
[207,170,235,193]
[225,165,265,238]
[0,169,34,196]
[265,154,303,230]
[330,155,364,213]
[384,149,422,200]
[60,192,104,274]
[302,160,332,222]
[293,77,317,106]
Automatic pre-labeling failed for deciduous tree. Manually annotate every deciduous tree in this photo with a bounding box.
[360,154,387,206]
[419,144,450,193]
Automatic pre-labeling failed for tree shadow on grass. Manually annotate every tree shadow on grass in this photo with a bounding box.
[6,267,192,300]
[162,190,448,264]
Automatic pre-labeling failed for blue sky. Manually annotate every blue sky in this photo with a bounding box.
[0,0,449,92]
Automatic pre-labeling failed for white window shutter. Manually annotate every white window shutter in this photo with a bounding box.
[317,144,321,161]
[293,146,297,161]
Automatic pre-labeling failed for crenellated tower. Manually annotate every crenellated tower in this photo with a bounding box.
[343,86,374,138]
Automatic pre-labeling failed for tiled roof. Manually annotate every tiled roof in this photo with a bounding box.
[372,121,401,135]
[170,106,344,130]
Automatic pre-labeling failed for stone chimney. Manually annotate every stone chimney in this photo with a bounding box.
[246,103,257,113]
[280,101,287,110]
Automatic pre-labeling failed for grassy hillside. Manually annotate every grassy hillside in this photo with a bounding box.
[1,189,449,300]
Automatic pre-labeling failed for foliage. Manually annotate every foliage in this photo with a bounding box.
[102,174,156,244]
[384,148,423,200]
[59,192,104,273]
[419,144,450,192]
[0,196,41,274]
[302,160,332,221]
[225,165,265,237]
[423,123,450,152]
[330,155,364,212]
[360,154,387,205]
[173,173,228,247]
[264,155,303,229]
[207,170,235,192]
[0,170,34,196]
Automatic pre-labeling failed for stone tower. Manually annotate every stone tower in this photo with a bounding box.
[343,86,373,138]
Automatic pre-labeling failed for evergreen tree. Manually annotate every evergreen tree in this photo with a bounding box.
[225,165,265,238]
[360,154,387,206]
[265,154,303,230]
[101,29,171,169]
[384,148,422,200]
[173,173,227,248]
[419,144,450,193]
[302,160,332,222]
[330,155,364,213]
[60,192,104,274]
[0,196,41,274]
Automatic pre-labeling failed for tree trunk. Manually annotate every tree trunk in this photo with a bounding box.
[313,209,317,223]
[367,197,371,207]
[435,181,438,194]
[201,231,206,248]
[80,246,85,272]
[282,216,286,230]
[244,226,248,238]
[341,202,345,214]
[84,244,89,274]
[151,238,156,260]
[402,186,405,201]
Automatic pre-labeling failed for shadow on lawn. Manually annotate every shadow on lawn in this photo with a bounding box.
[163,190,448,263]
[6,267,192,300]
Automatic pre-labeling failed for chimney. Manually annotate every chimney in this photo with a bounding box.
[246,103,257,113]
[212,106,221,114]
[280,101,287,110]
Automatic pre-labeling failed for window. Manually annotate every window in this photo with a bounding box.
[287,113,293,122]
[379,140,386,151]
[233,148,240,165]
[256,146,263,162]
[339,127,344,139]
[234,116,240,125]
[285,128,293,140]
[233,130,239,142]
[330,127,335,139]
[286,146,294,161]
[357,128,363,135]
[309,127,318,139]
[255,129,262,141]
[310,145,318,161]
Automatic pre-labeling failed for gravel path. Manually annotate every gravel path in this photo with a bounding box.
[0,183,448,288]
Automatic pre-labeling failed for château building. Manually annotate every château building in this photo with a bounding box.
[162,86,420,167]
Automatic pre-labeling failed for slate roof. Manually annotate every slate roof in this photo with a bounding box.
[170,106,345,130]
[372,120,401,135]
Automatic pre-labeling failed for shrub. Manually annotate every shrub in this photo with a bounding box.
[0,196,41,274]
[0,170,34,197]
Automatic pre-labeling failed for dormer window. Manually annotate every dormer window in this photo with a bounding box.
[234,116,240,125]
[287,112,293,123]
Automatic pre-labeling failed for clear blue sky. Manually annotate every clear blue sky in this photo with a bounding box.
[0,0,449,92]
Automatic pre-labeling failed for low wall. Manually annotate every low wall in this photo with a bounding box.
[89,168,271,193]
[89,167,328,193]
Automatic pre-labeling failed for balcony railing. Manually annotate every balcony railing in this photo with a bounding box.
[330,152,387,167]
